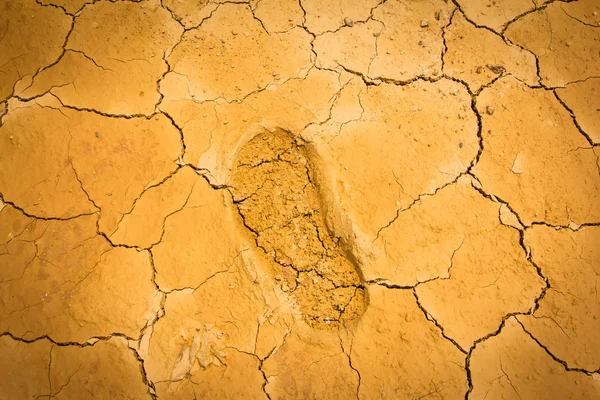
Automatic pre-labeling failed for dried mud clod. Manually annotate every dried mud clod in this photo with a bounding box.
[231,128,367,329]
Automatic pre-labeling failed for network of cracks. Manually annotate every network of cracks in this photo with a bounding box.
[1,0,599,399]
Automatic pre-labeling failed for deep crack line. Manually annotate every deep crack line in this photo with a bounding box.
[515,319,600,375]
[552,89,597,146]
[0,192,97,222]
[412,289,468,355]
[0,331,139,348]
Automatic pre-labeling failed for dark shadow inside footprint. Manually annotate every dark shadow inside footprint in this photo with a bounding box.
[230,128,367,329]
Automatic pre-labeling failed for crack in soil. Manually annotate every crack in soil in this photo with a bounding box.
[2,0,599,397]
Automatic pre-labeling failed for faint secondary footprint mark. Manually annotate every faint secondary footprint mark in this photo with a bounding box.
[230,128,367,329]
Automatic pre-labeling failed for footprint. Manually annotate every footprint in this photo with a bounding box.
[231,128,367,329]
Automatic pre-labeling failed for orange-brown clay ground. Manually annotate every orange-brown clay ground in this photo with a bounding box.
[1,0,600,399]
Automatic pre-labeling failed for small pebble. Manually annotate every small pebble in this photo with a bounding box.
[420,19,429,27]
[487,64,505,74]
[344,17,354,27]
[593,11,597,16]
[373,30,381,37]
[475,66,483,74]
[95,132,100,138]
[486,105,495,115]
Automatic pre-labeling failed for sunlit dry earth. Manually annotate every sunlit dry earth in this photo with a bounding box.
[1,0,600,399]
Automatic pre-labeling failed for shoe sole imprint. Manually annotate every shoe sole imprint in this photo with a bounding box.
[231,128,367,329]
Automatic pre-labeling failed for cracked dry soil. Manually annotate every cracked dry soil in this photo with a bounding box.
[0,0,599,399]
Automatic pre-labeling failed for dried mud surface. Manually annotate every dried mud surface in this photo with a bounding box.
[1,0,599,398]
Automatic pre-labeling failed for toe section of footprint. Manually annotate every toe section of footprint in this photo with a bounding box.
[230,129,367,329]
